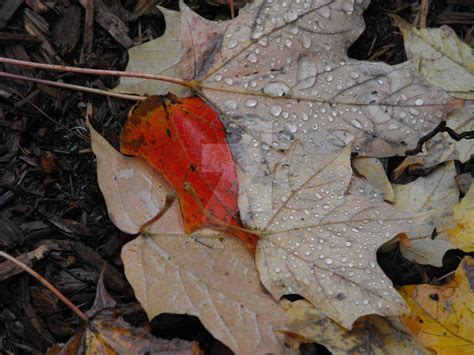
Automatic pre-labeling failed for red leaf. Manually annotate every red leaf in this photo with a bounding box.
[120,94,258,251]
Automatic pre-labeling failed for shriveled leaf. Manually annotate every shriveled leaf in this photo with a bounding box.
[283,300,428,355]
[392,162,458,266]
[182,0,457,160]
[120,94,258,250]
[48,274,200,355]
[87,118,169,235]
[352,157,394,202]
[396,16,474,99]
[395,106,474,171]
[448,183,474,252]
[122,210,288,354]
[114,6,189,97]
[399,256,474,354]
[247,143,413,329]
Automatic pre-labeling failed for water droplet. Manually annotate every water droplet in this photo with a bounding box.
[274,267,281,273]
[351,119,363,129]
[214,74,222,81]
[284,122,298,133]
[224,99,237,110]
[247,53,257,63]
[263,82,291,96]
[267,105,281,118]
[224,78,234,85]
[415,98,424,106]
[325,258,333,265]
[317,6,331,18]
[227,39,238,49]
[245,98,258,107]
[287,9,298,22]
[350,71,360,79]
[312,123,319,131]
[345,241,352,247]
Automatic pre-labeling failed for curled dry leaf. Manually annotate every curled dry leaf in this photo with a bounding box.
[283,299,428,355]
[249,143,414,328]
[392,162,458,266]
[120,94,258,251]
[114,7,189,97]
[399,256,474,354]
[395,16,474,100]
[395,106,474,172]
[89,122,288,354]
[448,183,474,252]
[48,274,200,355]
[352,157,394,202]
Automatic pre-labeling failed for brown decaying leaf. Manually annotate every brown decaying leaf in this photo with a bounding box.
[88,121,289,354]
[48,274,201,355]
[284,300,428,355]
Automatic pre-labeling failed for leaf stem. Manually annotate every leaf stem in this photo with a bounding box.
[0,71,144,101]
[0,250,89,322]
[0,57,193,88]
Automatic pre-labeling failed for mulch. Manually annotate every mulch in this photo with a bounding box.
[0,0,472,353]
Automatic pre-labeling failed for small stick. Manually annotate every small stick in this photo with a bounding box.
[140,192,177,235]
[419,0,429,28]
[0,71,144,101]
[0,57,193,88]
[0,250,89,322]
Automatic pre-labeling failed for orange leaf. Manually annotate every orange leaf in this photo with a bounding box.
[120,94,257,251]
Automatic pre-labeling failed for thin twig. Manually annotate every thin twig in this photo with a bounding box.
[0,57,192,88]
[0,250,89,322]
[0,71,144,101]
[419,0,429,28]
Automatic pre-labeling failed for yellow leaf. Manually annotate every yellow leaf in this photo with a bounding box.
[352,157,395,202]
[284,300,428,355]
[448,184,474,252]
[395,16,474,99]
[399,256,474,354]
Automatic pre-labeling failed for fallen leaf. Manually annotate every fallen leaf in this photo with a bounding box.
[395,16,474,99]
[182,1,457,159]
[122,207,289,354]
[90,123,289,354]
[448,183,474,252]
[392,162,458,266]
[399,256,474,354]
[352,157,394,202]
[48,274,200,355]
[249,142,414,329]
[395,106,474,171]
[120,94,258,251]
[283,299,428,355]
[87,118,169,235]
[114,6,190,97]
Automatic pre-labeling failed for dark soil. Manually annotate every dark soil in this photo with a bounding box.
[0,0,472,354]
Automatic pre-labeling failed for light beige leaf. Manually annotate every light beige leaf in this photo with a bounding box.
[122,207,289,355]
[89,122,289,354]
[245,142,414,329]
[395,106,474,171]
[352,157,394,202]
[87,119,169,234]
[392,162,458,266]
[182,0,456,162]
[396,16,474,99]
[283,300,428,355]
[114,7,189,97]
